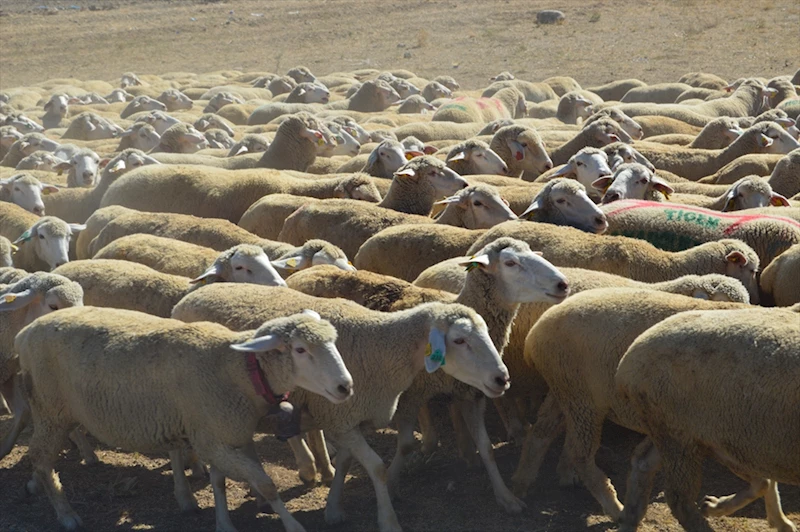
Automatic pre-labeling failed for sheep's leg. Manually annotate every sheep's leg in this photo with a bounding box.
[618,437,661,532]
[288,435,317,486]
[564,409,623,520]
[333,429,402,532]
[493,396,529,443]
[307,430,335,484]
[168,450,199,513]
[0,374,14,415]
[459,397,525,514]
[765,480,797,532]
[387,415,417,497]
[0,374,30,459]
[205,444,306,532]
[449,401,478,466]
[325,443,353,526]
[702,476,768,517]
[555,444,579,487]
[68,426,98,465]
[185,448,208,478]
[28,419,82,530]
[511,393,564,498]
[658,437,713,532]
[417,404,439,455]
[241,441,269,509]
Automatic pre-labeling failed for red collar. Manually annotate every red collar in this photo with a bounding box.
[245,353,289,405]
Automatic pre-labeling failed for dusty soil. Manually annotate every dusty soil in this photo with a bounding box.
[0,0,799,530]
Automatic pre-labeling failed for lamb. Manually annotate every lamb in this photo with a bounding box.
[170,284,510,532]
[193,113,235,137]
[489,125,554,178]
[432,87,527,123]
[43,149,160,223]
[52,147,101,188]
[644,117,743,149]
[482,80,557,103]
[422,81,452,102]
[202,91,245,113]
[767,148,800,198]
[1,173,59,215]
[601,199,800,269]
[324,80,400,112]
[227,133,270,157]
[519,178,608,233]
[203,128,235,150]
[548,118,631,166]
[445,139,509,176]
[397,95,435,114]
[101,164,381,223]
[667,176,791,211]
[616,307,800,532]
[0,236,14,267]
[256,113,336,171]
[156,88,193,111]
[15,151,64,173]
[0,207,84,271]
[582,107,645,140]
[149,123,209,154]
[536,9,565,24]
[120,95,166,119]
[287,238,568,514]
[116,122,161,152]
[593,163,676,204]
[760,243,800,306]
[1,133,61,168]
[61,112,123,141]
[633,122,799,180]
[510,289,748,519]
[15,306,352,532]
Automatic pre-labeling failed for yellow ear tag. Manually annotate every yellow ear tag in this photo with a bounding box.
[3,294,17,303]
[725,198,735,211]
[317,137,325,147]
[405,152,415,161]
[663,191,671,201]
[347,261,353,266]
[42,188,52,196]
[10,244,19,253]
[286,258,298,269]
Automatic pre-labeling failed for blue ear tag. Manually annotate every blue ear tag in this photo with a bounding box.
[424,330,447,373]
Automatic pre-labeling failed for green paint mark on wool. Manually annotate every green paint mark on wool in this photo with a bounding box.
[663,209,721,229]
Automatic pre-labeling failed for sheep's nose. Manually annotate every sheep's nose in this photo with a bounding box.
[33,206,44,215]
[543,160,553,170]
[54,262,64,268]
[494,375,510,388]
[603,192,620,204]
[501,165,509,174]
[557,280,569,293]
[337,383,352,398]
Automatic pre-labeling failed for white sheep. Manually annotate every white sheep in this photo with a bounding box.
[582,107,645,140]
[324,79,400,112]
[616,306,799,532]
[0,206,84,271]
[120,95,167,119]
[668,176,791,211]
[519,178,608,233]
[227,133,270,157]
[61,112,123,140]
[52,147,102,188]
[445,140,509,176]
[0,126,23,161]
[594,163,675,204]
[760,242,800,306]
[396,95,435,114]
[171,284,511,532]
[134,109,181,135]
[768,148,800,198]
[15,151,65,173]
[203,91,245,114]
[104,88,134,103]
[1,133,61,168]
[545,147,613,198]
[193,113,235,137]
[156,88,193,111]
[116,122,161,152]
[490,125,554,178]
[285,82,331,104]
[3,113,44,134]
[1,173,59,215]
[432,87,527,123]
[149,123,209,154]
[203,128,235,150]
[41,94,69,129]
[287,65,317,83]
[16,306,353,532]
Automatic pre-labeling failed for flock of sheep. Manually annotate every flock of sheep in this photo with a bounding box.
[0,64,799,532]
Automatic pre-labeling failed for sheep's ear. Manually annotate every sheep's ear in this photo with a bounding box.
[726,251,748,266]
[300,127,324,145]
[591,176,614,191]
[759,134,773,149]
[520,197,544,220]
[54,161,72,175]
[457,254,490,271]
[84,120,96,132]
[270,255,307,271]
[232,145,249,156]
[404,150,424,161]
[506,138,525,161]
[230,334,282,353]
[190,262,223,284]
[40,184,59,195]
[0,289,37,311]
[68,223,86,233]
[106,158,127,173]
[447,150,467,162]
[120,128,136,138]
[423,145,438,155]
[434,194,464,207]
[44,101,52,111]
[651,177,674,200]
[551,162,574,177]
[301,309,321,320]
[424,326,447,373]
[13,227,35,245]
[296,87,306,96]
[727,128,743,137]
[770,192,790,207]
[394,167,416,178]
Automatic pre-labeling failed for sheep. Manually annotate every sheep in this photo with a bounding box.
[679,71,729,90]
[644,117,743,149]
[616,307,800,532]
[15,306,352,532]
[317,121,361,157]
[120,95,166,119]
[203,128,235,150]
[635,115,703,137]
[324,80,400,112]
[549,118,632,166]
[490,125,554,178]
[288,238,568,514]
[328,115,372,144]
[519,179,608,233]
[171,283,510,532]
[287,65,316,83]
[542,76,582,97]
[15,151,64,173]
[601,199,800,270]
[389,78,421,99]
[354,140,416,178]
[698,153,784,185]
[621,83,693,104]
[0,207,84,271]
[43,149,160,224]
[41,94,69,129]
[510,288,748,519]
[1,133,61,167]
[482,80,558,103]
[0,272,87,461]
[759,243,800,306]
[149,123,209,154]
[634,121,799,180]
[156,88,193,111]
[256,113,335,171]
[283,82,331,104]
[135,109,181,135]
[768,148,800,198]
[667,176,791,211]
[396,95,435,114]
[227,133,270,157]
[551,92,594,124]
[445,139,509,176]
[536,9,565,24]
[268,75,298,95]
[392,122,484,143]
[1,173,59,215]
[422,81,452,102]
[119,72,143,88]
[61,112,123,140]
[3,113,44,134]
[0,126,23,161]
[116,122,161,152]
[193,113,235,137]
[203,91,245,114]
[593,163,675,204]
[432,87,527,123]
[52,147,101,188]
[490,71,515,82]
[103,88,134,103]
[432,75,460,92]
[101,162,381,223]
[544,147,613,198]
[75,205,136,259]
[0,236,14,267]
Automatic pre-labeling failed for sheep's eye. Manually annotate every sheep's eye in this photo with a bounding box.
[504,260,516,267]
[575,161,583,166]
[639,179,648,184]
[38,234,45,239]
[555,198,566,204]
[453,338,465,345]
[473,200,483,207]
[246,269,252,274]
[234,266,244,271]
[295,347,306,354]
[520,143,528,148]
[14,187,20,192]
[49,304,58,311]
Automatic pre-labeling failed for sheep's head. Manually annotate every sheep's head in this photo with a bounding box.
[522,178,608,233]
[478,119,515,136]
[447,140,508,175]
[490,71,515,82]
[423,81,452,102]
[551,147,613,193]
[584,117,632,147]
[459,237,569,304]
[15,151,64,173]
[268,75,297,96]
[703,117,744,145]
[394,155,469,198]
[15,132,60,156]
[104,149,160,176]
[203,92,244,114]
[585,108,644,140]
[6,114,44,133]
[320,122,360,157]
[191,245,286,287]
[43,94,69,118]
[137,110,181,135]
[121,96,166,118]
[272,239,356,272]
[0,174,59,215]
[204,129,235,149]
[120,72,143,88]
[290,83,330,104]
[195,113,235,136]
[357,80,401,110]
[491,125,553,175]
[70,112,123,140]
[54,148,101,187]
[251,74,278,88]
[436,184,517,228]
[401,136,436,155]
[333,174,382,202]
[231,310,353,404]
[595,163,673,204]
[157,89,193,111]
[14,217,84,270]
[433,76,460,92]
[158,124,208,153]
[721,176,789,211]
[680,274,750,303]
[603,142,655,171]
[397,94,436,114]
[287,66,316,84]
[227,134,270,157]
[0,126,23,149]
[119,123,161,152]
[558,92,593,121]
[364,140,409,178]
[105,88,134,103]
[330,116,371,144]
[717,240,760,303]
[391,78,421,99]
[745,121,800,154]
[0,272,83,324]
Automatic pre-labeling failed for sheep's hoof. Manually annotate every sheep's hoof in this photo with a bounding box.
[178,497,200,514]
[82,453,99,466]
[320,467,336,486]
[324,506,347,525]
[700,495,721,516]
[25,477,40,496]
[190,462,208,478]
[510,478,529,499]
[58,512,83,531]
[497,492,526,514]
[556,468,580,488]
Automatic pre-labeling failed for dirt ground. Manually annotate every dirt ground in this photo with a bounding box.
[1,0,799,530]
